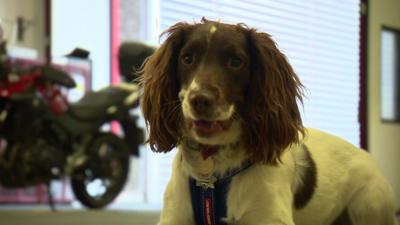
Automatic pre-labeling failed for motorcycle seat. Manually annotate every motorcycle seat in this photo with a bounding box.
[68,86,130,121]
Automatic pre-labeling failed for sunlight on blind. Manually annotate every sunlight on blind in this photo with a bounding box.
[145,0,361,205]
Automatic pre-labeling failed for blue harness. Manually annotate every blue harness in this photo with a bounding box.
[189,160,253,225]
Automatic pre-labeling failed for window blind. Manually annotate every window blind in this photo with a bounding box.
[146,0,361,205]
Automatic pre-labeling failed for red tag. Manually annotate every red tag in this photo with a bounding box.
[204,197,214,225]
[201,146,218,160]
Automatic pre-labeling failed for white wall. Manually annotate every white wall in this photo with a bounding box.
[51,0,110,90]
[368,0,400,211]
[0,0,46,58]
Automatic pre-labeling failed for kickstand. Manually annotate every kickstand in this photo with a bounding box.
[46,182,56,212]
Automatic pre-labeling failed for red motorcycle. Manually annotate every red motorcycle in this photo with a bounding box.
[0,42,144,209]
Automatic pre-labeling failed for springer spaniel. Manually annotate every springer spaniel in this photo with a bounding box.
[140,19,397,225]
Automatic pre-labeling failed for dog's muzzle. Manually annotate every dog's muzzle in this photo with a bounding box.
[188,89,217,118]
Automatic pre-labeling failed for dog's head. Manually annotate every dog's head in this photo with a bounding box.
[141,19,304,164]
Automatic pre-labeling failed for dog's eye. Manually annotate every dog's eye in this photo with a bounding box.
[228,56,243,69]
[181,54,194,65]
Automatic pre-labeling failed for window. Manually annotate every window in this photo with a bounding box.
[144,0,362,206]
[381,27,400,122]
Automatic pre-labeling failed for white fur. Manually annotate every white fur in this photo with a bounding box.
[157,128,398,225]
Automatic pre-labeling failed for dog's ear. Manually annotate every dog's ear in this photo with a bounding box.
[140,22,189,153]
[242,29,305,165]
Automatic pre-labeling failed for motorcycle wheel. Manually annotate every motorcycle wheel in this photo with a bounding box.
[71,133,130,209]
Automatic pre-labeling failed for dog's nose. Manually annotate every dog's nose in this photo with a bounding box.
[189,92,215,115]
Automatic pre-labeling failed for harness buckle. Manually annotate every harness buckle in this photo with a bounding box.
[196,175,217,190]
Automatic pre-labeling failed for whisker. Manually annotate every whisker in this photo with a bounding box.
[232,111,244,123]
[165,102,182,120]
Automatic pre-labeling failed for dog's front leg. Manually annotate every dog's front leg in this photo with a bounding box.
[227,215,296,225]
[226,162,296,225]
[225,212,295,225]
[157,153,195,225]
[225,188,296,225]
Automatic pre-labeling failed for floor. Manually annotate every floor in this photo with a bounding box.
[0,208,160,225]
[0,207,399,225]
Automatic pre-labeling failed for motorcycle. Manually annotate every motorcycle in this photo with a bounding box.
[0,42,145,209]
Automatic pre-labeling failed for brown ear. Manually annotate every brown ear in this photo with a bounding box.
[140,22,189,152]
[241,29,305,164]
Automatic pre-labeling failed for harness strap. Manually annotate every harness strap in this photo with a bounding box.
[190,160,253,225]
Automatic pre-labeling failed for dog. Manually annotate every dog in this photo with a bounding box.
[140,18,397,225]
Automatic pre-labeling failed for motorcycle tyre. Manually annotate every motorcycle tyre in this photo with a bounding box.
[71,133,130,209]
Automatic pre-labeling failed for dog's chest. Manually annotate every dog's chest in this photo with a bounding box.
[183,147,254,225]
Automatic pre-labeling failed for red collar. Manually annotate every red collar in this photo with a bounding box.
[200,145,218,160]
[184,138,241,160]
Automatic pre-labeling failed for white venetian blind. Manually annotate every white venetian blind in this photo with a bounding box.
[145,0,361,205]
[155,0,361,145]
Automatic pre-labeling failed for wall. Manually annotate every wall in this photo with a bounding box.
[1,0,111,89]
[0,0,46,58]
[368,0,400,210]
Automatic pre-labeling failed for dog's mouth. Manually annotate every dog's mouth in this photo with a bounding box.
[190,119,232,137]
